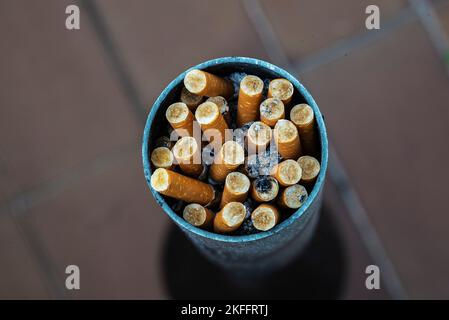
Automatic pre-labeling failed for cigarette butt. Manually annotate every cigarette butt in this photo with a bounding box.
[151,168,215,206]
[270,159,302,187]
[210,141,245,182]
[150,147,174,169]
[251,204,280,231]
[274,119,302,159]
[220,172,250,208]
[297,155,320,187]
[184,69,234,99]
[183,203,214,229]
[155,136,174,149]
[213,202,246,233]
[237,75,264,127]
[180,87,203,111]
[172,136,203,177]
[278,184,308,209]
[247,121,272,154]
[195,101,229,144]
[206,96,231,126]
[290,104,317,156]
[260,98,285,127]
[251,176,279,202]
[267,78,294,106]
[166,102,195,137]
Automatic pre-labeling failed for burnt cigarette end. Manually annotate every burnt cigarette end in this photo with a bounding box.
[207,96,229,115]
[273,159,302,186]
[248,121,272,148]
[183,203,211,228]
[214,202,246,233]
[290,104,314,127]
[260,98,285,127]
[150,168,169,192]
[184,69,207,95]
[225,172,250,195]
[195,101,220,125]
[251,204,279,231]
[252,176,279,202]
[268,78,293,103]
[222,202,246,227]
[166,102,190,125]
[240,75,264,96]
[298,156,320,182]
[150,147,174,169]
[172,136,199,161]
[222,141,245,166]
[282,184,308,209]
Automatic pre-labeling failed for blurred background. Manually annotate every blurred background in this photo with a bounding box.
[1,0,449,299]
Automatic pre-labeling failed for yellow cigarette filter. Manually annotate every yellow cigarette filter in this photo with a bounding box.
[195,101,229,144]
[220,172,250,208]
[247,121,272,155]
[150,168,215,206]
[278,184,308,209]
[260,98,285,127]
[180,87,203,111]
[184,69,234,99]
[274,119,302,159]
[297,155,320,187]
[267,78,294,106]
[213,202,246,234]
[206,96,231,125]
[183,203,214,229]
[210,141,245,183]
[290,104,317,156]
[237,75,264,127]
[166,102,195,137]
[270,159,302,187]
[251,204,280,231]
[251,176,279,202]
[150,147,174,169]
[172,136,203,177]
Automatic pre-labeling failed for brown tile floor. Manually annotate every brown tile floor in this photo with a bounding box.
[95,0,270,106]
[260,0,407,58]
[0,213,50,299]
[301,21,449,298]
[1,0,449,299]
[0,0,140,199]
[24,152,168,299]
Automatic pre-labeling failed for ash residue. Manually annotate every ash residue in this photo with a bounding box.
[255,176,274,194]
[233,121,254,149]
[243,198,256,219]
[235,218,258,235]
[228,72,247,99]
[245,149,281,178]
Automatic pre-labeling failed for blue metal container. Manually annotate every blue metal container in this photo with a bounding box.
[142,57,328,272]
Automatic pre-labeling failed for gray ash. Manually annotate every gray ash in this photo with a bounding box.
[244,150,281,178]
[243,198,256,219]
[255,176,274,194]
[233,121,254,152]
[235,218,258,235]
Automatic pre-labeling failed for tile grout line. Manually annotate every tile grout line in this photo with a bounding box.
[242,0,408,299]
[0,143,137,217]
[409,0,449,77]
[80,0,147,124]
[292,7,416,74]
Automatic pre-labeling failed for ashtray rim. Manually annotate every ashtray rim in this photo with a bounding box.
[142,56,329,243]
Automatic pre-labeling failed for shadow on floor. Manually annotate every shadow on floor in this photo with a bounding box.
[162,206,347,299]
